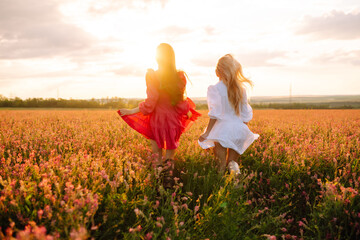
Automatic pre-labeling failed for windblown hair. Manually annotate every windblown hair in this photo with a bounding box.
[216,54,253,115]
[156,43,185,105]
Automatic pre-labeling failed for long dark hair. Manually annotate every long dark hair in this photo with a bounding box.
[156,43,185,105]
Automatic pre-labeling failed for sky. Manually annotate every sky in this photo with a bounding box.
[0,0,359,99]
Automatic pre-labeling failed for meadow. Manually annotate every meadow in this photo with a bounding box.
[0,109,359,240]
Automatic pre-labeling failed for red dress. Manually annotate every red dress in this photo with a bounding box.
[118,69,201,149]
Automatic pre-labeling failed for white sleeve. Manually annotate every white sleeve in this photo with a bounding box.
[240,88,253,122]
[207,85,223,120]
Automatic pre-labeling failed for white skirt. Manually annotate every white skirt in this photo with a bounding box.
[198,120,259,155]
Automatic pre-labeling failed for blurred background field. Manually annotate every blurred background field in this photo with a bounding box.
[0,109,359,239]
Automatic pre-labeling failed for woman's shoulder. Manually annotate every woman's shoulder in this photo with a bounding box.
[145,68,159,87]
[208,81,226,93]
[146,68,156,78]
[207,82,221,99]
[176,70,188,89]
[215,81,225,88]
[177,70,185,75]
[177,70,187,82]
[241,87,249,101]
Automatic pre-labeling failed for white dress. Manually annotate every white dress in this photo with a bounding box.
[198,81,259,154]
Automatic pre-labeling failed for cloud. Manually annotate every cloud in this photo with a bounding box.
[155,25,193,36]
[113,65,145,77]
[150,25,194,42]
[86,0,169,14]
[0,79,14,88]
[0,0,94,59]
[191,51,287,68]
[312,49,360,66]
[204,26,216,36]
[297,10,360,40]
[237,51,287,67]
[191,57,218,68]
[68,45,123,65]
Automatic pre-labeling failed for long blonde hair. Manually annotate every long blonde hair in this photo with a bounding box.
[156,43,185,105]
[216,54,253,115]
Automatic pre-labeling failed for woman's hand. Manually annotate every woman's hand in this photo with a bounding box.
[118,107,140,116]
[199,118,216,142]
[198,133,209,142]
[187,110,193,119]
[118,109,133,116]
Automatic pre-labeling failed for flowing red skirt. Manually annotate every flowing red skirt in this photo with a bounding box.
[118,98,201,149]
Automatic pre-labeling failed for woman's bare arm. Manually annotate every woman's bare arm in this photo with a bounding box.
[199,118,217,142]
[118,107,140,116]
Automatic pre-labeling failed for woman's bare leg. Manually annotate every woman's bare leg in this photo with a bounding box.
[228,148,240,164]
[213,142,227,173]
[165,149,176,160]
[150,140,163,164]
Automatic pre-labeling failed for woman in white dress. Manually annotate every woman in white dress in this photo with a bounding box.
[198,54,259,174]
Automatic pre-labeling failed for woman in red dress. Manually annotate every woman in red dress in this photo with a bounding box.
[118,43,200,168]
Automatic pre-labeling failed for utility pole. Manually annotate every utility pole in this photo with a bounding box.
[289,82,292,103]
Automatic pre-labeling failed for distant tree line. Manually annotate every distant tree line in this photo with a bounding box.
[0,95,141,109]
[0,95,358,109]
[251,102,357,109]
[195,102,358,110]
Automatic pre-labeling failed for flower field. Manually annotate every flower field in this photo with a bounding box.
[0,109,359,239]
